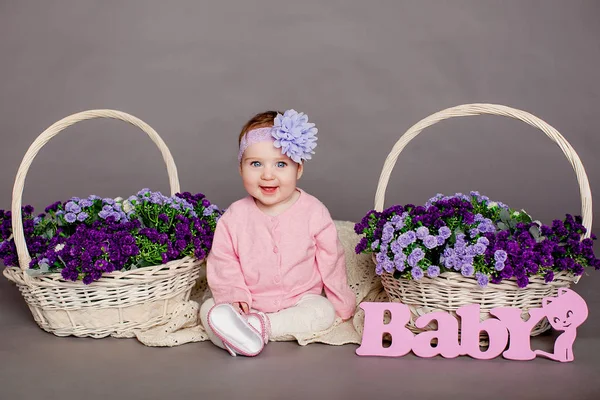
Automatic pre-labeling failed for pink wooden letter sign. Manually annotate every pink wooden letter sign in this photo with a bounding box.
[356,288,588,362]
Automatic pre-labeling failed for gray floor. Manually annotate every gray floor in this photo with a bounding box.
[1,273,599,400]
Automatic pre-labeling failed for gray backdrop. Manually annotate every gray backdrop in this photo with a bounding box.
[1,1,599,399]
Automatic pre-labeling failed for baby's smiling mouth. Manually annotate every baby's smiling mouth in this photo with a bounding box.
[260,186,278,193]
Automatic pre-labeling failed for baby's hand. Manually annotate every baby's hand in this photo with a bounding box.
[232,302,249,314]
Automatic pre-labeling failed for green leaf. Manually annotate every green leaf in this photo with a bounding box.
[497,222,508,231]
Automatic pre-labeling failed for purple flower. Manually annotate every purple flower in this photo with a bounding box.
[495,260,505,271]
[371,239,380,251]
[461,263,474,277]
[65,213,77,223]
[544,270,554,283]
[411,267,424,280]
[410,247,425,262]
[477,236,490,246]
[390,239,403,255]
[376,251,388,264]
[77,212,88,222]
[80,199,93,207]
[427,265,440,278]
[382,259,394,273]
[381,222,395,244]
[423,235,438,249]
[65,201,81,213]
[494,250,508,263]
[394,253,407,271]
[475,272,489,287]
[517,276,529,288]
[398,233,412,248]
[416,226,429,240]
[272,109,318,163]
[436,236,445,246]
[473,243,487,255]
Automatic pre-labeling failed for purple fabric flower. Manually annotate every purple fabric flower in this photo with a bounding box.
[65,213,77,223]
[77,212,88,222]
[495,260,505,271]
[436,236,445,246]
[272,109,318,163]
[371,239,380,251]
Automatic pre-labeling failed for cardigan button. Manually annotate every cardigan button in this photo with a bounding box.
[273,246,278,253]
[273,274,281,284]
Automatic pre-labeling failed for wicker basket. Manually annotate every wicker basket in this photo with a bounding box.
[3,109,204,338]
[373,103,592,339]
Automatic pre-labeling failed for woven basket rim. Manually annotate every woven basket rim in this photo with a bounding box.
[3,255,203,287]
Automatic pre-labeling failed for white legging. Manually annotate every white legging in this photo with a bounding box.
[200,294,336,349]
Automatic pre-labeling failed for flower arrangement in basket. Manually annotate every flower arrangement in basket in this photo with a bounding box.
[1,189,221,284]
[354,103,597,340]
[1,109,220,338]
[355,191,598,289]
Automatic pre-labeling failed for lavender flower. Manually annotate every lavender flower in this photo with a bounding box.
[416,226,430,240]
[272,109,318,163]
[461,263,474,277]
[494,250,508,263]
[427,265,440,278]
[423,235,438,249]
[411,267,424,280]
[475,272,489,287]
[65,213,77,223]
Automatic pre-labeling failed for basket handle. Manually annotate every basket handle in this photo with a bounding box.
[11,109,181,271]
[374,103,593,239]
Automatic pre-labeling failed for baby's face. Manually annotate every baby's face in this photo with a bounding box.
[239,141,303,214]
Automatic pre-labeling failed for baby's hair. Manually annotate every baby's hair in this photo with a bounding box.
[238,111,283,146]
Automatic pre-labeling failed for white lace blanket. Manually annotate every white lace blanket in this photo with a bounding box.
[131,221,387,347]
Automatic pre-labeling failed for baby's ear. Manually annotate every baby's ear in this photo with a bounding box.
[296,162,304,180]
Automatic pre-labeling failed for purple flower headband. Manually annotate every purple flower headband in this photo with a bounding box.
[238,109,318,164]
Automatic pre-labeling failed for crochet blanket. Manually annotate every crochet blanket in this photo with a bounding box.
[131,220,387,347]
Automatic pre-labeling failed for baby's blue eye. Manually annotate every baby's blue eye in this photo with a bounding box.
[276,161,287,168]
[250,161,262,167]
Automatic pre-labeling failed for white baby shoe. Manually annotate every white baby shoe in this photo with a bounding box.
[247,311,271,345]
[207,304,269,357]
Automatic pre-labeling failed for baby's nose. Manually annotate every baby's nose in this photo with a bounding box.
[261,168,274,179]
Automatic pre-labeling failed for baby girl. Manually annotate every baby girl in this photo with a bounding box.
[199,109,355,356]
